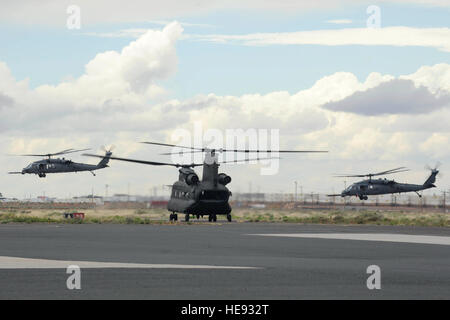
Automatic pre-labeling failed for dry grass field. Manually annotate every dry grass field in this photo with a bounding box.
[0,207,449,227]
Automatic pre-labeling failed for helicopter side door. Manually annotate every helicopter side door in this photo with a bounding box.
[359,184,368,194]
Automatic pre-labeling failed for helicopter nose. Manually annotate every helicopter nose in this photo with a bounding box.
[22,167,32,174]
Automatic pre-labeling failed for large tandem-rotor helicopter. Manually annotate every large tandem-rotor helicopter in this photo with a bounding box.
[328,165,440,200]
[9,147,113,178]
[85,141,327,222]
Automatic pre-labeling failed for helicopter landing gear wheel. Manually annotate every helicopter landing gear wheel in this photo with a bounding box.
[38,173,46,178]
[227,214,232,222]
[185,214,190,222]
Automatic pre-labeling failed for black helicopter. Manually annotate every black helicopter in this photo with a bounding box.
[9,147,113,178]
[328,165,440,200]
[85,141,326,222]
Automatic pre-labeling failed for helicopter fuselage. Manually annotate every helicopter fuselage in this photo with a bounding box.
[341,178,435,199]
[169,180,231,215]
[21,158,106,177]
[168,167,232,217]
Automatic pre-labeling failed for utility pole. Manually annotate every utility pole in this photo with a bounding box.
[442,190,448,213]
[294,181,298,202]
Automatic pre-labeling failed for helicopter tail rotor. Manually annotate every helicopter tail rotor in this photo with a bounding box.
[425,161,441,173]
[96,146,115,168]
[423,162,441,187]
[101,145,116,154]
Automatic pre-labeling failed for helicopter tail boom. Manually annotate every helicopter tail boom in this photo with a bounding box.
[96,151,112,168]
[423,169,439,188]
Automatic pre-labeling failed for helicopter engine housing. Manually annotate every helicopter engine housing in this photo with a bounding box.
[185,173,199,185]
[218,173,232,185]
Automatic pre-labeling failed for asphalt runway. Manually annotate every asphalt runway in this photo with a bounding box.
[0,222,449,299]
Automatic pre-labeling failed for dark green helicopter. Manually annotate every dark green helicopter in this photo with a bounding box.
[85,141,326,222]
[9,147,113,178]
[328,165,440,200]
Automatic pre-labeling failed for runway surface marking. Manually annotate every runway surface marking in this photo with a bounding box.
[248,233,450,245]
[0,256,258,269]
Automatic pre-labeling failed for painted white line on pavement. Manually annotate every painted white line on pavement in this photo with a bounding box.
[248,233,450,245]
[0,256,258,269]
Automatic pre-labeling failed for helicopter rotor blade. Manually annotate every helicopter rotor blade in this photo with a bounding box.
[102,145,116,153]
[18,148,74,157]
[371,167,409,176]
[83,153,203,168]
[221,149,326,153]
[17,148,90,157]
[160,150,205,155]
[141,141,205,152]
[333,174,367,178]
[425,162,441,172]
[142,141,327,154]
[161,149,327,155]
[55,148,91,156]
[334,167,409,178]
[83,153,280,168]
[216,156,280,165]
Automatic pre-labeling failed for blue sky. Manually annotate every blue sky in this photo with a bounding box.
[1,2,449,98]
